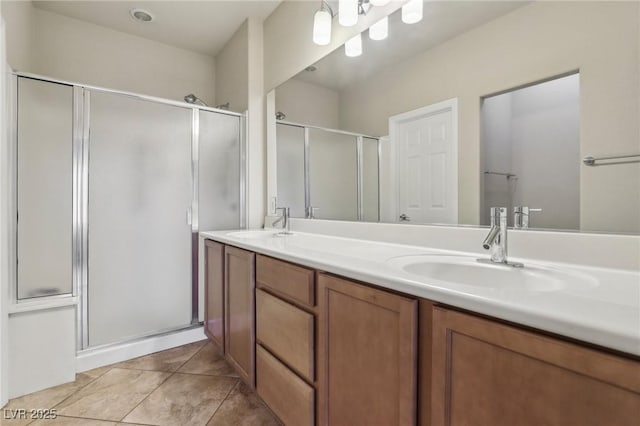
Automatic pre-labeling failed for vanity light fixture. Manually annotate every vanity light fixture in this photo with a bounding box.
[313,1,334,46]
[339,0,359,27]
[369,16,388,40]
[402,0,423,24]
[345,33,363,57]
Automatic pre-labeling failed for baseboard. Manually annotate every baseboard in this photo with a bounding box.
[76,326,206,373]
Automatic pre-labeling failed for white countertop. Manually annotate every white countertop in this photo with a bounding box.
[201,229,640,357]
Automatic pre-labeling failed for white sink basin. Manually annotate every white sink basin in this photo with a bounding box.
[387,255,596,292]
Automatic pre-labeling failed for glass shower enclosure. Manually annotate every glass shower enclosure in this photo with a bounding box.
[15,74,245,349]
[276,121,380,222]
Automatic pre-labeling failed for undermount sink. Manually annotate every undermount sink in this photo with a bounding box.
[386,255,596,292]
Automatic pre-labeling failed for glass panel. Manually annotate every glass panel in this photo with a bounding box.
[362,137,380,222]
[17,77,73,299]
[88,91,193,347]
[276,124,306,218]
[199,110,241,230]
[308,128,358,220]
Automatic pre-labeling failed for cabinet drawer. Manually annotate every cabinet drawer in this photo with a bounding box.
[256,289,314,382]
[256,255,315,307]
[257,345,315,426]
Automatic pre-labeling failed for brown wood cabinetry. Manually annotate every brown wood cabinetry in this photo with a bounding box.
[256,345,315,426]
[224,245,256,387]
[317,273,418,426]
[204,240,224,349]
[256,254,315,307]
[204,241,640,426]
[430,307,640,426]
[256,289,315,382]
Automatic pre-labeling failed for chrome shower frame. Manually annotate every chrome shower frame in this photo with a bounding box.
[12,71,247,352]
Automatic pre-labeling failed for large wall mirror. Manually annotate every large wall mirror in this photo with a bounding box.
[267,1,640,234]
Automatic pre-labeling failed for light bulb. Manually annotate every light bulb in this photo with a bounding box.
[345,33,362,57]
[402,0,423,24]
[313,9,332,45]
[339,0,358,27]
[369,16,388,41]
[370,0,391,6]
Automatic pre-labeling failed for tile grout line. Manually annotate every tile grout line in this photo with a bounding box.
[115,340,208,423]
[203,378,241,426]
[115,370,175,423]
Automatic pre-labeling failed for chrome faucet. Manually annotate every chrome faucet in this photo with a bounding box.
[513,206,542,229]
[479,207,523,267]
[273,207,292,235]
[305,206,319,219]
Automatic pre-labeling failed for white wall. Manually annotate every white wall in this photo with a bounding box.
[2,1,217,104]
[0,15,10,408]
[215,20,248,112]
[338,1,640,232]
[247,17,266,229]
[276,79,339,128]
[0,0,32,72]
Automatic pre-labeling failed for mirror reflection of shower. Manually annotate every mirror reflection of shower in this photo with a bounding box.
[481,73,580,230]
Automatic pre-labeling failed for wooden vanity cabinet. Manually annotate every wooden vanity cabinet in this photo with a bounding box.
[255,254,317,426]
[317,273,418,426]
[224,245,256,387]
[204,240,224,349]
[430,307,640,426]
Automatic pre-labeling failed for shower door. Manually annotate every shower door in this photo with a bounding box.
[87,91,193,347]
[308,128,358,221]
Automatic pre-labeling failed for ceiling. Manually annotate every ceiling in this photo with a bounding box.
[294,1,528,91]
[33,0,282,57]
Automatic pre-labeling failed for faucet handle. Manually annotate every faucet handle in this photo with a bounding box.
[275,207,290,215]
[306,206,319,219]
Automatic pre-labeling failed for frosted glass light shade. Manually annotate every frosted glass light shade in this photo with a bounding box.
[313,9,332,45]
[370,0,391,6]
[369,16,388,40]
[339,0,358,27]
[345,33,362,57]
[402,0,423,24]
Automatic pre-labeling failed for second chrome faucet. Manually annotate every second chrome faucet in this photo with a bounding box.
[479,207,523,267]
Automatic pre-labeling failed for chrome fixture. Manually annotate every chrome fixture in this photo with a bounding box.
[215,102,230,110]
[305,65,317,72]
[306,206,320,219]
[582,153,640,166]
[275,111,286,120]
[274,207,292,235]
[130,8,154,23]
[184,93,208,107]
[514,206,542,229]
[479,207,523,267]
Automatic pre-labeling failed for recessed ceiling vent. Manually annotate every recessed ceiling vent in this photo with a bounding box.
[130,8,154,23]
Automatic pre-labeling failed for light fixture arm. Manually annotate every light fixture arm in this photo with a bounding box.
[358,0,371,16]
[320,0,336,18]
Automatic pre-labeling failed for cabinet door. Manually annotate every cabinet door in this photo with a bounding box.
[204,240,224,349]
[224,246,256,387]
[318,274,418,426]
[431,307,640,426]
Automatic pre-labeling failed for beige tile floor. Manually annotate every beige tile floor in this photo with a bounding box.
[1,340,281,426]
